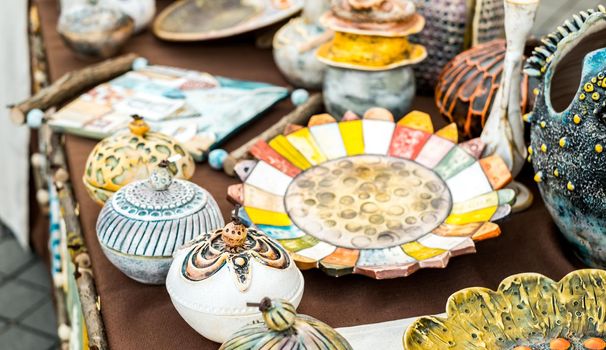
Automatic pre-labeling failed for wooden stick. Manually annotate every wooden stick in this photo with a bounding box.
[223,92,324,176]
[9,53,139,124]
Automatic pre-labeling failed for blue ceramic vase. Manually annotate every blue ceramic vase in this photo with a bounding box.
[525,6,606,267]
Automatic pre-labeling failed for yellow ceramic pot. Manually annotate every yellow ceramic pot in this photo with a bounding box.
[83,116,195,205]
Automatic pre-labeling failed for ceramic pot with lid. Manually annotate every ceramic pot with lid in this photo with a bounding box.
[166,211,305,343]
[96,160,223,284]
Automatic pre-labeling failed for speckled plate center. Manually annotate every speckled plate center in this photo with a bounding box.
[284,155,452,249]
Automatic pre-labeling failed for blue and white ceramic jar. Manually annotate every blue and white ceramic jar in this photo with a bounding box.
[96,161,224,284]
[525,6,606,268]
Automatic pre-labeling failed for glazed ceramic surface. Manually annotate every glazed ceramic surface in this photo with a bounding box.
[525,6,606,268]
[83,117,195,205]
[57,3,134,59]
[323,65,416,117]
[404,269,606,350]
[96,162,223,284]
[166,217,304,342]
[103,0,155,32]
[273,0,331,89]
[435,39,532,140]
[411,0,505,93]
[220,298,352,349]
[153,0,304,41]
[228,108,516,279]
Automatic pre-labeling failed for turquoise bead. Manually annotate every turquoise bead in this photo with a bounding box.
[132,57,149,71]
[26,109,44,128]
[290,89,309,106]
[208,149,228,170]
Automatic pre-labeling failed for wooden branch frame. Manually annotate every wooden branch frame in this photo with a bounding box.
[223,92,324,176]
[9,53,139,124]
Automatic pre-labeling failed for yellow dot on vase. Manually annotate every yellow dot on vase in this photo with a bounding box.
[541,144,547,152]
[523,113,532,122]
[567,182,575,191]
[559,137,567,147]
[528,146,533,155]
[540,121,546,128]
[541,65,547,73]
[596,144,603,153]
[554,169,559,177]
[592,77,598,84]
[534,172,543,183]
[585,82,595,92]
[527,155,532,162]
[574,115,582,124]
[533,88,539,96]
[593,92,601,101]
[580,93,586,101]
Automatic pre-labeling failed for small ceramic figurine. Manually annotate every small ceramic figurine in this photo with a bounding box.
[220,297,352,350]
[525,6,606,268]
[57,2,134,59]
[480,0,539,212]
[96,160,223,284]
[410,0,505,93]
[83,116,195,205]
[435,39,533,140]
[404,269,606,349]
[317,0,427,117]
[273,0,332,89]
[166,208,305,342]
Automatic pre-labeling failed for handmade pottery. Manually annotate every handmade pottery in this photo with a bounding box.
[411,0,505,93]
[228,108,516,279]
[57,3,134,59]
[83,116,195,205]
[166,212,305,342]
[96,161,223,284]
[153,0,304,42]
[525,6,606,268]
[435,39,533,140]
[220,298,352,349]
[273,0,331,89]
[404,269,606,349]
[317,0,427,117]
[103,0,156,33]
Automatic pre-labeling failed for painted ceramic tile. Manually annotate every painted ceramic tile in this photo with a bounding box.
[310,123,347,160]
[362,120,396,155]
[339,120,365,155]
[250,140,301,177]
[268,135,312,170]
[243,184,286,213]
[388,126,431,159]
[286,128,328,165]
[296,242,337,261]
[433,147,476,179]
[414,135,455,168]
[446,162,493,203]
[245,161,292,196]
[255,224,306,240]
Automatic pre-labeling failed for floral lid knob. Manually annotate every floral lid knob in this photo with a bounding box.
[220,298,353,350]
[149,159,174,191]
[128,114,150,136]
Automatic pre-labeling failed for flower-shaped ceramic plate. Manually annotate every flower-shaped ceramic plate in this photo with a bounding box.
[154,0,303,42]
[404,269,606,350]
[228,109,515,279]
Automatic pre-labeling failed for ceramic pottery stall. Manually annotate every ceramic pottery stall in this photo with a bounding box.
[525,6,606,268]
[166,213,304,343]
[411,0,505,93]
[317,0,427,117]
[228,108,516,279]
[83,116,195,205]
[273,0,332,89]
[404,269,606,349]
[96,161,223,284]
[57,2,134,59]
[435,39,532,140]
[220,298,352,349]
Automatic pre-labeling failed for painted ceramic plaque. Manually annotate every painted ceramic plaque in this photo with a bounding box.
[404,269,606,350]
[229,108,515,279]
[153,0,303,41]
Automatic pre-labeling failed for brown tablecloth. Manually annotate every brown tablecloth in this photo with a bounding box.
[35,0,584,348]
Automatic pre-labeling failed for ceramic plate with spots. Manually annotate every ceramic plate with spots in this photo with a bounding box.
[228,108,516,279]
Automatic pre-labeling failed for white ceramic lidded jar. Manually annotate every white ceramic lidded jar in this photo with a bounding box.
[96,160,223,285]
[166,209,305,343]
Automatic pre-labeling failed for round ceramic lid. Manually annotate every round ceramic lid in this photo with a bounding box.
[96,163,223,257]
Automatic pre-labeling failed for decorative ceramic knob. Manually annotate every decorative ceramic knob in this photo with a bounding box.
[166,213,305,343]
[149,160,173,191]
[83,115,195,205]
[220,298,353,350]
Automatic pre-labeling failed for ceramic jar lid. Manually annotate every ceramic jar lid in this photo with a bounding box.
[96,160,223,258]
[220,298,352,350]
[321,0,425,37]
[83,116,195,205]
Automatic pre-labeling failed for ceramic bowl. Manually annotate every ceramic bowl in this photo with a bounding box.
[96,162,223,284]
[404,269,606,349]
[57,4,134,59]
[166,218,305,343]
